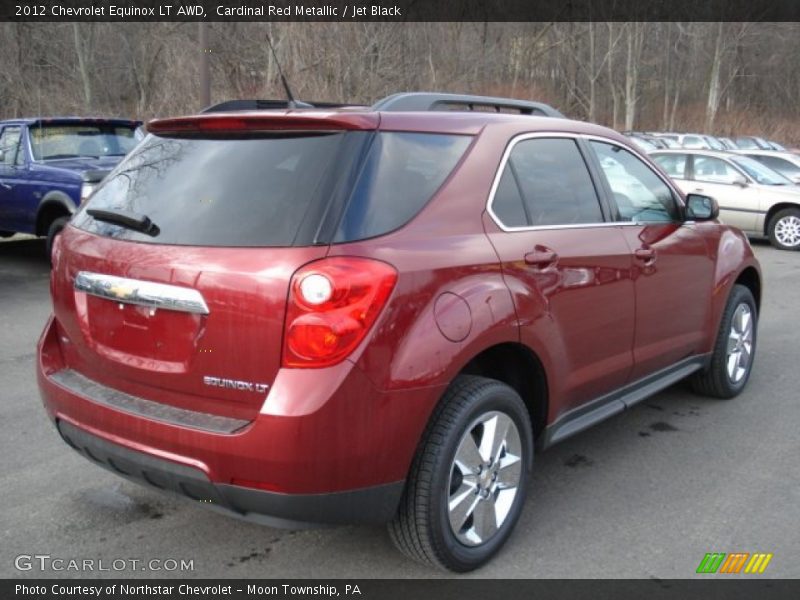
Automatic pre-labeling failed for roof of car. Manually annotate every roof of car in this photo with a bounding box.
[737,149,797,158]
[651,149,735,159]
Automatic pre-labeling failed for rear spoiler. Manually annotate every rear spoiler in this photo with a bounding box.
[148,113,379,135]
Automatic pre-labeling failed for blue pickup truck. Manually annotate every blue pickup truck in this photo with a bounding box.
[0,117,141,256]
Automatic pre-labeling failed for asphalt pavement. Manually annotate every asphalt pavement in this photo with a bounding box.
[1,235,798,579]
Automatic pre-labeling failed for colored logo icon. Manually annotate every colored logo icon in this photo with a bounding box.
[696,552,773,574]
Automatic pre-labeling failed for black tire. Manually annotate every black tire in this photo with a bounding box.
[767,207,800,251]
[388,375,533,572]
[0,231,14,238]
[45,216,69,263]
[691,284,757,399]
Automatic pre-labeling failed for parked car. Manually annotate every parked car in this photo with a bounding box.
[652,149,800,250]
[650,133,682,148]
[718,136,739,151]
[39,93,761,572]
[623,133,659,153]
[734,136,773,150]
[739,150,800,184]
[0,117,141,255]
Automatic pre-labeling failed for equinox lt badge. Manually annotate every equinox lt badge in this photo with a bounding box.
[203,376,269,394]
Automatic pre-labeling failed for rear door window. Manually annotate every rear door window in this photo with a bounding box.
[490,137,604,228]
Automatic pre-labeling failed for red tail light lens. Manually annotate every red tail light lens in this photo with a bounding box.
[282,257,397,368]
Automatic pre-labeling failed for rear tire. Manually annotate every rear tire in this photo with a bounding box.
[389,375,532,572]
[691,284,757,399]
[46,216,69,263]
[0,231,14,238]
[767,207,800,250]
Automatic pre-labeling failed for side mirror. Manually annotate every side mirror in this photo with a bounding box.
[686,194,719,221]
[733,174,749,188]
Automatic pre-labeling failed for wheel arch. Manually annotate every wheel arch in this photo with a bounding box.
[763,202,800,237]
[35,191,75,236]
[735,266,761,313]
[457,342,549,443]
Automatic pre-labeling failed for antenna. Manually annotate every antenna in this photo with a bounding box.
[265,32,304,109]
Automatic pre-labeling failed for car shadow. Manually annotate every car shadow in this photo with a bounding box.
[0,236,49,272]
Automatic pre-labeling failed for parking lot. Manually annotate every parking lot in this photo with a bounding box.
[1,235,797,579]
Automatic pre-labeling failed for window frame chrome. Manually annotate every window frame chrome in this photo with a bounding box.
[486,131,690,233]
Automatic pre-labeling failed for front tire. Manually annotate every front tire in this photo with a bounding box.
[389,375,533,572]
[691,284,757,399]
[767,207,800,250]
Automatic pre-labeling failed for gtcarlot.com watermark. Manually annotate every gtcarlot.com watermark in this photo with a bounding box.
[14,553,194,572]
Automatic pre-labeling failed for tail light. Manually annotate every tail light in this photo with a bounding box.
[282,257,397,368]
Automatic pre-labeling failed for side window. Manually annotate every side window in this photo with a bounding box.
[590,141,679,223]
[0,127,22,166]
[693,156,742,184]
[652,153,688,178]
[491,137,604,228]
[758,156,800,178]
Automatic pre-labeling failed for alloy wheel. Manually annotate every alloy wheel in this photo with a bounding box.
[726,303,754,383]
[447,411,523,546]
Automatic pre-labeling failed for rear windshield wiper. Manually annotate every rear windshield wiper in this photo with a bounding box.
[87,208,160,236]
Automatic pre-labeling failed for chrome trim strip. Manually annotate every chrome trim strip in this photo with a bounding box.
[51,369,250,434]
[485,131,687,233]
[74,271,210,315]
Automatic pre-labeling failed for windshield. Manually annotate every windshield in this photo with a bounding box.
[30,123,138,160]
[730,155,793,185]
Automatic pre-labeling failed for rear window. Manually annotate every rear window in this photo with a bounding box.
[74,132,353,247]
[30,123,138,160]
[74,130,471,247]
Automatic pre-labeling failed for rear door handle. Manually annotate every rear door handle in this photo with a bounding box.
[524,246,558,267]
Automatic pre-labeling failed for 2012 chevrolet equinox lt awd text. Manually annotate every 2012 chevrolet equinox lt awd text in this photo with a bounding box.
[37,93,761,571]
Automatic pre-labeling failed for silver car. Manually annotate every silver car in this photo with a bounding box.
[651,149,800,250]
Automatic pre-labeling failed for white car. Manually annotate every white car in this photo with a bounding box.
[651,149,800,250]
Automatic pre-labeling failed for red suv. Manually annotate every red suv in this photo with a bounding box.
[38,93,761,571]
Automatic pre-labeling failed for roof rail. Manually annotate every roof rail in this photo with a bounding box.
[201,99,366,113]
[371,92,565,118]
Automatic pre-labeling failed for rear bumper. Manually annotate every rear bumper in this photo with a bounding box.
[37,315,445,525]
[56,419,403,527]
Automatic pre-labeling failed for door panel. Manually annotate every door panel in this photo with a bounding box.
[590,142,715,380]
[486,221,636,414]
[485,135,635,419]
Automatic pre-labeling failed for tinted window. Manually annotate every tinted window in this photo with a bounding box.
[692,156,742,184]
[591,141,679,223]
[74,132,350,247]
[0,127,21,165]
[491,138,603,228]
[652,153,688,178]
[334,133,471,242]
